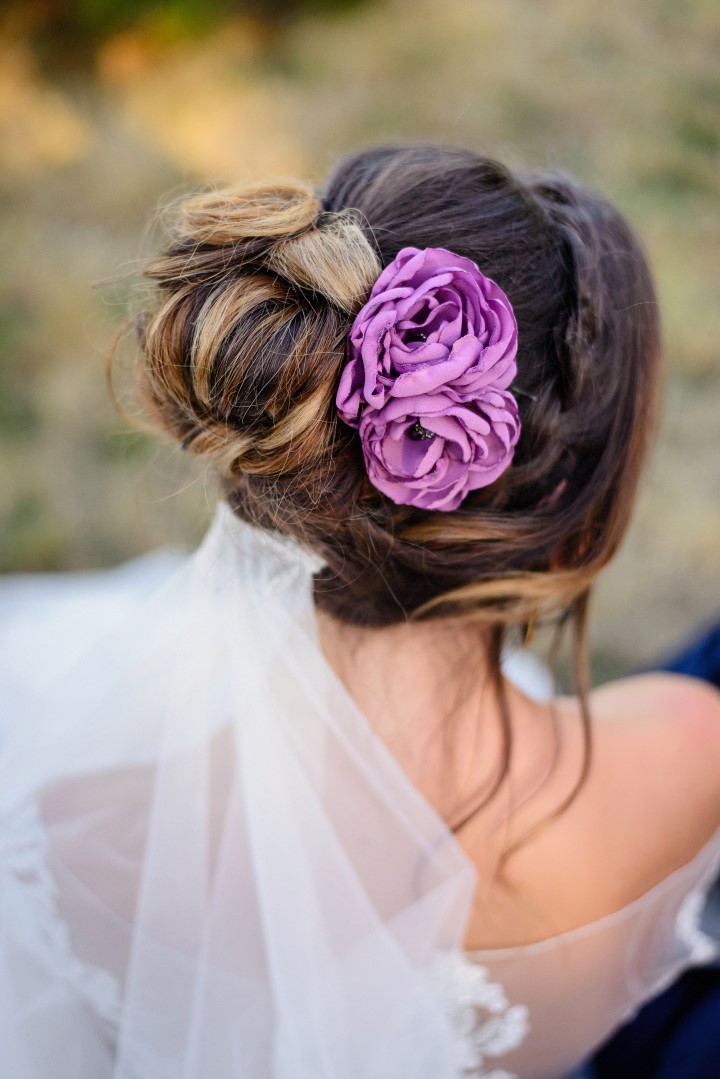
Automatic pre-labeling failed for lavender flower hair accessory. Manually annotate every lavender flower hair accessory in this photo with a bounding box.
[336,246,521,511]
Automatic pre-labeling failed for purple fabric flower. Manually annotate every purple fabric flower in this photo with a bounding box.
[336,246,521,511]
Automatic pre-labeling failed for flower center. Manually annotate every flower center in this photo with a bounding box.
[407,420,435,441]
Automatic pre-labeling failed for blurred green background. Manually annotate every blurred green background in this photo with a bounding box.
[1,0,718,676]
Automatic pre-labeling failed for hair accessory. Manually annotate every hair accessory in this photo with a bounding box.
[336,246,521,511]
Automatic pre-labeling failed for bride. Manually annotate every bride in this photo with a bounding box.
[1,143,719,1079]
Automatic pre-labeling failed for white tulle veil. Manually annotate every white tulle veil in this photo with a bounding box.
[0,501,478,1078]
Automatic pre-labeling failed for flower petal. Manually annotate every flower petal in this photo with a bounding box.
[337,245,521,510]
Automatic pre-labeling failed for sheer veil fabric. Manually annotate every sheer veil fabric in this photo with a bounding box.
[0,502,478,1078]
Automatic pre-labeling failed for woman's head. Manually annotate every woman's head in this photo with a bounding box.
[136,144,661,638]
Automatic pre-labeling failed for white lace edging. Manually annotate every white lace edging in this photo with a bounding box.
[0,797,122,1024]
[675,886,720,965]
[431,952,529,1078]
[638,876,720,1007]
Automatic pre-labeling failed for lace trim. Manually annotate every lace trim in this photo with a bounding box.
[0,797,122,1024]
[431,953,529,1078]
[676,886,720,964]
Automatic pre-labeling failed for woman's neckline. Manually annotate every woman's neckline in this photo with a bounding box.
[462,812,720,958]
[312,599,720,961]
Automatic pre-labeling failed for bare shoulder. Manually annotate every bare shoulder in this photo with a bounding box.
[463,672,720,946]
[580,672,720,896]
[589,671,720,788]
[590,669,720,728]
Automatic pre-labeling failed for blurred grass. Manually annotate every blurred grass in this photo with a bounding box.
[0,0,718,672]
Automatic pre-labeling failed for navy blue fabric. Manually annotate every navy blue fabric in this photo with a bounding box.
[585,621,720,1079]
[653,622,720,687]
[592,969,720,1079]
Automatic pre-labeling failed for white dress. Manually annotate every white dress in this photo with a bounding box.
[1,503,719,1079]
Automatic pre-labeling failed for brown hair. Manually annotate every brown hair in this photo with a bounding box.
[133,145,661,823]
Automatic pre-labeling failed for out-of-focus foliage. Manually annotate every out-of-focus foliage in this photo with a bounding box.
[0,0,718,672]
[5,0,372,72]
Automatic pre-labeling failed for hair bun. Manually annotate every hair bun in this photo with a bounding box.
[174,181,380,312]
[131,147,659,641]
[134,178,381,529]
[179,180,321,244]
[268,213,380,312]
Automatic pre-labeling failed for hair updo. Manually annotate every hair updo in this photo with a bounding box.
[135,145,660,662]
